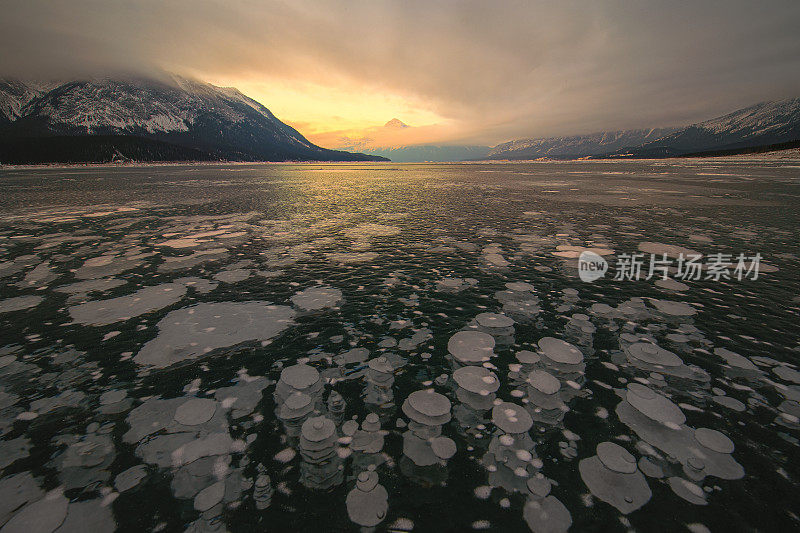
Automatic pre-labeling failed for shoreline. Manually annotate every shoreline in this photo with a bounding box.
[2,148,800,170]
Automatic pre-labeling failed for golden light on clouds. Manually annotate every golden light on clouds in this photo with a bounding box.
[2,1,800,150]
[211,75,448,148]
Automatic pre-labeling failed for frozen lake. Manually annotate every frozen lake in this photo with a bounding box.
[0,159,799,532]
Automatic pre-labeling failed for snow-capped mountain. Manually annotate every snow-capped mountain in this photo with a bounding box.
[626,97,800,156]
[486,128,678,160]
[0,79,55,124]
[329,117,489,162]
[384,118,409,129]
[0,75,386,163]
[487,97,800,160]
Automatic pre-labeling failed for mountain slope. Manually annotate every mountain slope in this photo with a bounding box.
[0,79,52,125]
[487,97,800,160]
[0,135,216,165]
[486,128,678,160]
[0,76,386,163]
[623,97,800,156]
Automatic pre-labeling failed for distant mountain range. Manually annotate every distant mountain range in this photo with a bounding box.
[486,97,800,160]
[487,128,677,160]
[358,145,490,162]
[2,77,798,164]
[331,119,490,162]
[0,76,386,164]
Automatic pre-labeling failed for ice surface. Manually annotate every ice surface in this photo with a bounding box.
[69,283,186,326]
[291,286,343,311]
[1,489,68,533]
[133,302,295,368]
[0,161,796,531]
[114,465,148,492]
[0,296,43,314]
[448,331,496,364]
[174,398,217,426]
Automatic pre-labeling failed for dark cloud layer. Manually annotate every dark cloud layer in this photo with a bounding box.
[2,0,800,143]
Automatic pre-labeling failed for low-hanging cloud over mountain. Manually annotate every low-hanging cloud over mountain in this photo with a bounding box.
[2,1,800,146]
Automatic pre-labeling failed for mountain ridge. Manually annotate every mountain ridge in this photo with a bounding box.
[487,97,800,160]
[486,128,678,160]
[0,75,387,163]
[624,97,800,156]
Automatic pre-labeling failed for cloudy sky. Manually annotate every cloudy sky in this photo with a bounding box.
[2,0,800,149]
